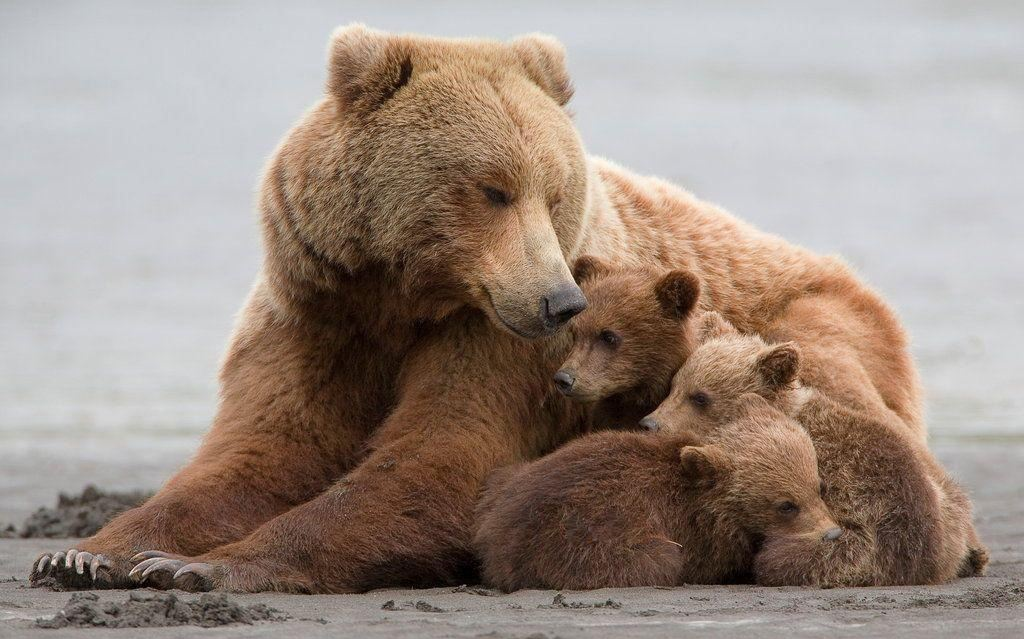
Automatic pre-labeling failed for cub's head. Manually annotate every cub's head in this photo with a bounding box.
[267,25,591,337]
[553,255,701,406]
[640,312,802,434]
[677,394,839,541]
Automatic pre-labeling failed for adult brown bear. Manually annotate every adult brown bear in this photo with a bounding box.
[31,25,922,593]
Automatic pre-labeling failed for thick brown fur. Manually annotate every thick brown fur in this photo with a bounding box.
[32,26,926,593]
[556,256,701,430]
[648,314,987,586]
[474,395,835,591]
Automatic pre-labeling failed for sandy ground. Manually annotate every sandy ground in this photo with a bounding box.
[2,441,1022,637]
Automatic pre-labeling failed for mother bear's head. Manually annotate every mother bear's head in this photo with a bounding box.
[262,24,590,338]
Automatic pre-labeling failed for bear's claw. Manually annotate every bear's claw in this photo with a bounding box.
[130,550,177,563]
[127,553,216,591]
[89,554,112,580]
[49,551,66,570]
[129,557,187,589]
[31,549,131,589]
[33,554,51,580]
[173,563,217,591]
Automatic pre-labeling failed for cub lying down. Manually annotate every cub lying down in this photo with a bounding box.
[473,394,838,591]
[644,312,989,586]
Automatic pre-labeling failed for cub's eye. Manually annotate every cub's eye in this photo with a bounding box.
[777,501,799,516]
[482,186,511,206]
[688,391,710,409]
[598,329,621,348]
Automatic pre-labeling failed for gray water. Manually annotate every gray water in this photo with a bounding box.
[1,0,1022,522]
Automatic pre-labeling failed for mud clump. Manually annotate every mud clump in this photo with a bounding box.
[452,584,502,596]
[17,485,152,538]
[36,592,286,629]
[381,600,447,613]
[541,593,622,609]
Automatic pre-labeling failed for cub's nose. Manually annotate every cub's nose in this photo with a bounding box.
[822,527,843,541]
[541,282,587,330]
[553,370,575,395]
[639,417,660,432]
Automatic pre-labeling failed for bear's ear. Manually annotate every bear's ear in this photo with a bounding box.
[756,342,801,389]
[572,255,611,286]
[655,270,701,319]
[678,445,728,488]
[697,311,738,343]
[733,392,774,418]
[327,23,414,114]
[510,33,574,106]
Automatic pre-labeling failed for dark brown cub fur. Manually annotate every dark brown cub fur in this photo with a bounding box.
[555,255,701,430]
[473,395,835,591]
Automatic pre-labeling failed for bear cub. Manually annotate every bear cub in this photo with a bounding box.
[554,255,701,430]
[645,311,988,586]
[473,394,838,591]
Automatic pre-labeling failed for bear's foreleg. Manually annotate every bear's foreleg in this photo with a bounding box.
[120,319,573,593]
[30,295,390,589]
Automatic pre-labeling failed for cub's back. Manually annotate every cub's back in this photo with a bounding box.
[473,431,697,591]
[798,397,948,583]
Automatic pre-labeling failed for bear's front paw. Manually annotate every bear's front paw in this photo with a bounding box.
[128,550,315,593]
[128,551,218,591]
[30,548,132,590]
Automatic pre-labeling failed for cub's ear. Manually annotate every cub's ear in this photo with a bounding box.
[679,445,728,488]
[572,255,611,285]
[511,33,574,106]
[757,342,801,389]
[733,392,775,417]
[697,311,737,343]
[327,23,413,113]
[655,270,701,319]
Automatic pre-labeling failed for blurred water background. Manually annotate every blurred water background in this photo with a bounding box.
[1,0,1022,522]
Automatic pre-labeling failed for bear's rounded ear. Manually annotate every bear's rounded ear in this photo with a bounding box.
[510,33,574,106]
[679,445,727,488]
[733,392,774,417]
[697,311,737,343]
[327,23,413,114]
[756,342,801,389]
[655,270,701,319]
[572,255,610,286]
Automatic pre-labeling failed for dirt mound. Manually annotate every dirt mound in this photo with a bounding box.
[541,593,623,609]
[16,485,152,539]
[36,592,286,629]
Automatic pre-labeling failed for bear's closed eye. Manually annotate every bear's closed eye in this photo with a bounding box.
[482,186,511,206]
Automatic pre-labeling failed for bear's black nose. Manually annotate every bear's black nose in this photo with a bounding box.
[822,527,843,541]
[541,282,587,329]
[639,417,660,432]
[553,370,575,395]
